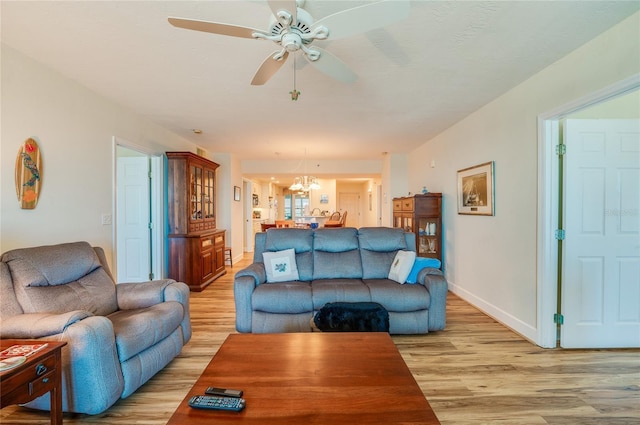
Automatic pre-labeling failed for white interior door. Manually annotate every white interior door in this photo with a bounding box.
[116,156,151,283]
[338,192,360,227]
[561,119,640,348]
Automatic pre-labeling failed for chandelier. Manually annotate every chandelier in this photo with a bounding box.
[289,148,320,192]
[289,175,320,192]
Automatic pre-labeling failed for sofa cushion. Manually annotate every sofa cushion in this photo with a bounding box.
[3,241,118,316]
[311,279,371,309]
[360,250,397,279]
[2,241,103,287]
[364,279,431,312]
[108,301,184,362]
[264,229,314,279]
[388,250,416,284]
[314,228,359,252]
[294,251,314,282]
[265,228,314,253]
[252,282,313,314]
[313,250,363,279]
[0,262,23,320]
[358,227,408,252]
[312,228,362,279]
[14,267,118,316]
[358,228,409,279]
[263,249,300,283]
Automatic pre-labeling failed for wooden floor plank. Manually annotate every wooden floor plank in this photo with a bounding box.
[1,254,638,424]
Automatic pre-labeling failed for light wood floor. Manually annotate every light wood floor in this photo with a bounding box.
[2,254,639,424]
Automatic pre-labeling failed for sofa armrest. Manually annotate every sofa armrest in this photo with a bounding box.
[0,311,93,339]
[116,279,176,310]
[234,263,267,286]
[234,263,265,333]
[419,268,448,331]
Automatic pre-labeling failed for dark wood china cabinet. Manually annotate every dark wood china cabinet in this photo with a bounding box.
[166,152,226,291]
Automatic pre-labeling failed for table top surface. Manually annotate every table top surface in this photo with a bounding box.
[0,339,66,379]
[166,332,440,425]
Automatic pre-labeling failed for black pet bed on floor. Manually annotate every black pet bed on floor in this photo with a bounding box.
[313,302,389,332]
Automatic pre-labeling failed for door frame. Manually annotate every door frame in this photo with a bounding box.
[243,179,253,253]
[536,74,640,348]
[112,137,164,282]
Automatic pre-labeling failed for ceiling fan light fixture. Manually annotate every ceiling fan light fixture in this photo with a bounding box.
[168,0,410,86]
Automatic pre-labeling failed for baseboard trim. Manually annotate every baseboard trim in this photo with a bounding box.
[447,281,539,345]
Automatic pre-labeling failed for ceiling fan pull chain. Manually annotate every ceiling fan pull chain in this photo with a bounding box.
[290,54,300,101]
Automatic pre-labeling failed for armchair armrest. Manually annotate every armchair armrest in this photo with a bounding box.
[0,311,93,339]
[23,315,125,414]
[115,279,191,344]
[418,268,448,331]
[116,279,175,310]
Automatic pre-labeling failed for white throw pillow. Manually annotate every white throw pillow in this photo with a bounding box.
[262,248,300,283]
[388,250,416,284]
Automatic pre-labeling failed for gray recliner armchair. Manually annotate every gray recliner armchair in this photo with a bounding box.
[0,241,191,414]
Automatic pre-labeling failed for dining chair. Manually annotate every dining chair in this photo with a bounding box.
[275,220,295,228]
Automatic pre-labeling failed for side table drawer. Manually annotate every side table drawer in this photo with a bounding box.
[1,356,56,406]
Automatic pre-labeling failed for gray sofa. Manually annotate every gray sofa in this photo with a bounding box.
[234,227,447,334]
[0,241,191,414]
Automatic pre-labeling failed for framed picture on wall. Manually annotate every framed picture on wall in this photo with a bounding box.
[234,186,241,202]
[457,161,495,216]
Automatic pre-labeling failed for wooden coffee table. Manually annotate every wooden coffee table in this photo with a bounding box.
[167,332,440,424]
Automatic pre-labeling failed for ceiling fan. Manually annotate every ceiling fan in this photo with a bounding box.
[168,0,410,85]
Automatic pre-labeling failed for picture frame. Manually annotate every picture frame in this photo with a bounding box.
[234,186,241,202]
[457,161,495,216]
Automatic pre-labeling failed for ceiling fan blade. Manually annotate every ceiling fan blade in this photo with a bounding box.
[268,0,297,26]
[168,17,264,39]
[251,51,290,85]
[305,47,357,83]
[313,1,410,40]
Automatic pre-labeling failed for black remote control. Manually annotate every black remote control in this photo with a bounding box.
[205,386,243,398]
[188,395,246,412]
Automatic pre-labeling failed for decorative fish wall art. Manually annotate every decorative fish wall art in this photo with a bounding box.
[15,138,43,209]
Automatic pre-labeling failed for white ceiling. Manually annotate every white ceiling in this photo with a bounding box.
[2,1,638,166]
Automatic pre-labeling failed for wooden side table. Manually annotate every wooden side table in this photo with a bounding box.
[1,339,67,425]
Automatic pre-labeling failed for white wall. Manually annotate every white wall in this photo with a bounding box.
[210,152,243,263]
[361,179,380,228]
[0,45,195,266]
[407,12,640,343]
[241,158,382,177]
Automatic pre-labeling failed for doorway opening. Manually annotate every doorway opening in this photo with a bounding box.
[114,139,164,283]
[537,75,640,348]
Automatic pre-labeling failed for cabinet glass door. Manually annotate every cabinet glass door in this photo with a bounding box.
[403,216,413,233]
[203,169,215,220]
[416,217,438,258]
[190,165,203,221]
